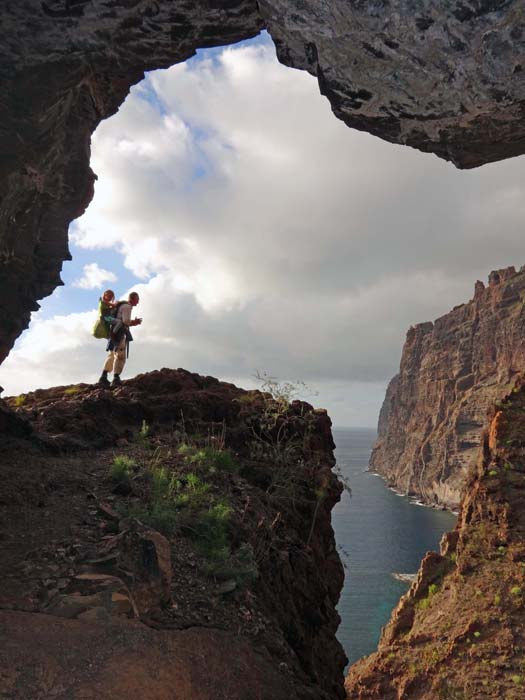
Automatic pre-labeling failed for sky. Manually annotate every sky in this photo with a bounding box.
[2,32,525,427]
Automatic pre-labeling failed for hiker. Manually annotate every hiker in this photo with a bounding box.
[98,292,142,388]
[92,288,116,340]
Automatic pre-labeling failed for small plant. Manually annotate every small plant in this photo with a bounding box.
[206,542,259,586]
[64,385,81,396]
[187,500,232,560]
[512,675,524,685]
[125,464,179,536]
[494,594,501,605]
[174,472,210,509]
[488,469,499,477]
[473,631,481,638]
[110,455,136,485]
[178,444,239,474]
[208,449,239,473]
[247,371,318,468]
[14,394,26,407]
[510,586,522,596]
[417,582,440,610]
[135,419,151,447]
[127,501,178,536]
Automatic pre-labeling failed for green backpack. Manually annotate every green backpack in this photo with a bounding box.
[92,299,121,340]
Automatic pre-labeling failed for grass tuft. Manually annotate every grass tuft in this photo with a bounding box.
[110,455,137,485]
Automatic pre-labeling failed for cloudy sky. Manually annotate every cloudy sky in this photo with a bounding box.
[2,32,525,426]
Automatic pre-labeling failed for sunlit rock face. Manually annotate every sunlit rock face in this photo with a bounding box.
[371,266,525,510]
[1,0,525,362]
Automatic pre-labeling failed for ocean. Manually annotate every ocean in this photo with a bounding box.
[331,427,457,667]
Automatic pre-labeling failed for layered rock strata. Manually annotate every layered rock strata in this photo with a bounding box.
[346,383,525,700]
[370,266,525,509]
[0,368,346,699]
[2,2,525,362]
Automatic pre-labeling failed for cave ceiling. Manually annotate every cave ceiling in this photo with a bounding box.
[1,0,524,364]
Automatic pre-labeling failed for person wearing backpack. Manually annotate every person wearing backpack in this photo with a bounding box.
[92,289,117,339]
[98,292,142,388]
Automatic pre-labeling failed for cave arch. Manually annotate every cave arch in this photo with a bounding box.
[1,0,525,363]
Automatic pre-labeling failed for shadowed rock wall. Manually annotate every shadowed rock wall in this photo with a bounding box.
[2,1,525,363]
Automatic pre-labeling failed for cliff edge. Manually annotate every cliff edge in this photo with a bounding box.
[0,368,346,699]
[370,266,525,509]
[346,381,525,700]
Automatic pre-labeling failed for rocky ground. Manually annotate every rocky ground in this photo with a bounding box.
[0,368,346,699]
[346,381,525,700]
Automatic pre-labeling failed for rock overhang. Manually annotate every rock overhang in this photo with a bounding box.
[1,0,525,364]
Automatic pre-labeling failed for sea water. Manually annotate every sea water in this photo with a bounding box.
[332,427,457,667]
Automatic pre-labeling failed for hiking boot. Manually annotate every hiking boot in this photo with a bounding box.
[111,374,122,388]
[98,373,110,387]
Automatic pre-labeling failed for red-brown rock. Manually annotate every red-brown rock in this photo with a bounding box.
[371,266,525,509]
[346,385,525,700]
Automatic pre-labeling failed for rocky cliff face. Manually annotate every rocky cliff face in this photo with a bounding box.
[0,368,346,699]
[2,2,525,363]
[346,382,525,700]
[370,266,525,510]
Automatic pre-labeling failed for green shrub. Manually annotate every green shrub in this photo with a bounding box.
[511,586,522,596]
[135,419,150,446]
[122,464,179,536]
[127,501,178,536]
[64,385,81,396]
[417,582,439,610]
[188,501,232,559]
[205,542,259,586]
[110,455,137,484]
[151,466,178,502]
[512,675,524,685]
[174,472,210,509]
[208,449,239,472]
[13,394,26,407]
[177,443,193,457]
[178,445,239,474]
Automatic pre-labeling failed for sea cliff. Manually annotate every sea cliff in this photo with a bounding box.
[370,266,525,509]
[347,381,525,700]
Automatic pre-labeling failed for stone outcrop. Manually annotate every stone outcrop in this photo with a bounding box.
[0,368,346,699]
[346,383,525,700]
[2,2,525,363]
[370,266,525,509]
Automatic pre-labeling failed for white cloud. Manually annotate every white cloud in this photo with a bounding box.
[3,38,525,426]
[73,263,117,290]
